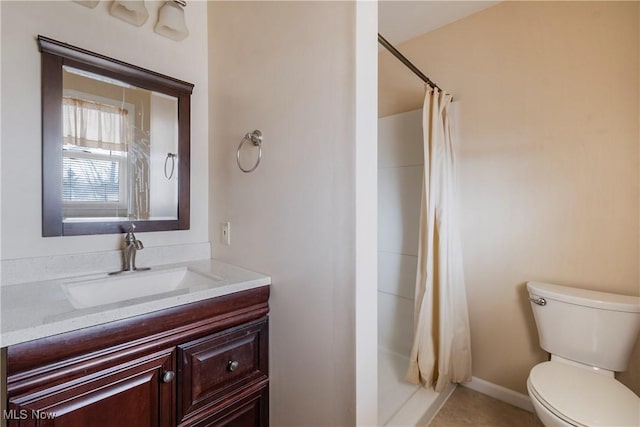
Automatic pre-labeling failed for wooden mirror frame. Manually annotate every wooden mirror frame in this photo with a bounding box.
[38,36,193,236]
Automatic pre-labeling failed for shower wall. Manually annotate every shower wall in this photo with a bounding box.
[378,108,423,356]
[377,108,423,424]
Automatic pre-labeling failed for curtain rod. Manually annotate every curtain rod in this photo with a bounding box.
[378,33,448,95]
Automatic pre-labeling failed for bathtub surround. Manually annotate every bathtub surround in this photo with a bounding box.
[378,109,427,424]
[379,1,640,396]
[378,108,422,360]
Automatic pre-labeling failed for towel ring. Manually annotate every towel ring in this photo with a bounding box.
[164,153,177,180]
[236,130,263,173]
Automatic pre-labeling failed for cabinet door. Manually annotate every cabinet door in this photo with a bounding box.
[7,349,175,427]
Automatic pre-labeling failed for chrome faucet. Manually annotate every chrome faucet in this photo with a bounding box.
[110,224,150,275]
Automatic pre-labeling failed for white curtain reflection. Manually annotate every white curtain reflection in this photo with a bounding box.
[63,97,128,152]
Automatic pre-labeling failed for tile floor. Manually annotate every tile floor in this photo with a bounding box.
[429,387,544,427]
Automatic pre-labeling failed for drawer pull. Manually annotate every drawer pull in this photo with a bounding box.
[228,360,240,372]
[162,371,175,383]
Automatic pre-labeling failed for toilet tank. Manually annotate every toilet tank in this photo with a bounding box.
[527,281,640,372]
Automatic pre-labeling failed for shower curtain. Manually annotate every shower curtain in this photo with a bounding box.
[406,86,472,392]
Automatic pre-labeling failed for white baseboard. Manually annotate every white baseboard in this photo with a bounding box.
[462,376,534,413]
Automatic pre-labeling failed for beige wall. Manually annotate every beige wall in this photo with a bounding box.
[379,1,640,395]
[208,2,362,425]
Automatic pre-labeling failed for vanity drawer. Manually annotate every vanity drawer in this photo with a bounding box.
[177,318,268,423]
[181,386,268,427]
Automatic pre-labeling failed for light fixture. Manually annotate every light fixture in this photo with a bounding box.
[155,1,189,42]
[110,1,149,27]
[73,0,99,8]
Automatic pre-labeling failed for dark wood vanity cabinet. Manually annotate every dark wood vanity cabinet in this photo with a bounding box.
[5,287,270,427]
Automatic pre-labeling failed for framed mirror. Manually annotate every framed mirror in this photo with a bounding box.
[38,36,193,236]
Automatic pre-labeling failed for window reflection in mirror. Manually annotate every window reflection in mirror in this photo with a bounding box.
[62,66,179,222]
[39,35,193,236]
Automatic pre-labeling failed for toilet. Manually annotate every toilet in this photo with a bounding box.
[526,281,640,427]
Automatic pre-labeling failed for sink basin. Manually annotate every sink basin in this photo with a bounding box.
[62,267,222,309]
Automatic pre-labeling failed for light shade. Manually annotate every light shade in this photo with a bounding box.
[110,1,149,27]
[155,1,189,42]
[73,0,99,8]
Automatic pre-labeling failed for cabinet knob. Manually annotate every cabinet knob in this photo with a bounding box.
[228,360,240,372]
[162,370,175,383]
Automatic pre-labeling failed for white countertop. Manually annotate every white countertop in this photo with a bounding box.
[0,259,271,347]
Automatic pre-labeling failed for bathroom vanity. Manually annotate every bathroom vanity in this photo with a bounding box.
[1,260,271,427]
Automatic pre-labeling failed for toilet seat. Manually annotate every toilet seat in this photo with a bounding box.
[528,361,640,427]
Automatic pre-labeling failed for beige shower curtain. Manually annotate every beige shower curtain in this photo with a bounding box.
[406,86,472,392]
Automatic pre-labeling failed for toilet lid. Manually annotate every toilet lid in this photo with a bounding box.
[529,361,640,427]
